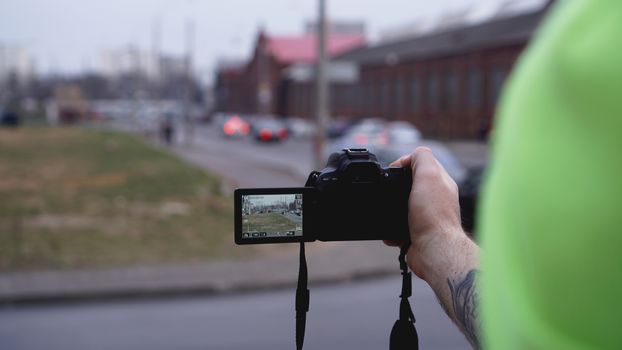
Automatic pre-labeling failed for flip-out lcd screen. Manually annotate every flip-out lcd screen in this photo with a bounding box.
[241,194,303,239]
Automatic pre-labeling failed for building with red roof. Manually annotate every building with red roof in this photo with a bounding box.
[265,34,366,64]
[215,26,366,116]
[215,3,557,140]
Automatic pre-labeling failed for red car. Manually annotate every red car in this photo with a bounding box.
[252,119,288,142]
[222,115,250,137]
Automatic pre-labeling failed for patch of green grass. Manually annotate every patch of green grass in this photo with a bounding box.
[244,213,298,233]
[0,127,242,271]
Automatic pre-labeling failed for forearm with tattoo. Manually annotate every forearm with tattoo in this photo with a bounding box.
[447,269,480,348]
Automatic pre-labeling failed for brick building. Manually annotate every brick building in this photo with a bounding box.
[214,60,246,113]
[330,7,548,139]
[215,3,552,139]
[283,61,359,119]
[214,29,365,116]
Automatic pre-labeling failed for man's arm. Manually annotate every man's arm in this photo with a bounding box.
[387,148,481,348]
[447,269,480,347]
[424,233,480,348]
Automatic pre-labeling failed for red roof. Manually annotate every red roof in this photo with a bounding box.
[265,34,365,64]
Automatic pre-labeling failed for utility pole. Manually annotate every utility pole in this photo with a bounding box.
[184,19,195,146]
[314,0,330,170]
[257,28,271,116]
[151,18,162,97]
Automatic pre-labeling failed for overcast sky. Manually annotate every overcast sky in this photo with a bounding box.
[0,0,531,80]
[246,194,297,207]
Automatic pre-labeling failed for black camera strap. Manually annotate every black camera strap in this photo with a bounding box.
[390,245,419,350]
[295,241,309,350]
[294,243,418,350]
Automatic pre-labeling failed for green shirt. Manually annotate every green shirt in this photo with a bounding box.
[480,1,622,349]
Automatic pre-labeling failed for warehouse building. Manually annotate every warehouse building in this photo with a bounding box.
[215,3,552,139]
[214,26,366,116]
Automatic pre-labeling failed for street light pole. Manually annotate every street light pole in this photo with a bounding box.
[314,0,330,170]
[184,19,195,146]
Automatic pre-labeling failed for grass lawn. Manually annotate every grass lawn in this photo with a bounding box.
[0,126,241,271]
[243,213,298,233]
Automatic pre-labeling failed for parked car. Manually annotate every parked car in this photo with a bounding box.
[222,115,251,137]
[380,121,422,146]
[1,108,20,127]
[251,119,289,142]
[325,118,387,160]
[373,121,422,165]
[286,117,316,139]
[327,118,357,139]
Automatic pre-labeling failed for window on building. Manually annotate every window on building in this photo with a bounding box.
[360,84,366,112]
[332,86,340,110]
[358,82,364,112]
[295,89,301,115]
[348,87,353,110]
[367,82,374,114]
[348,86,356,111]
[305,87,311,114]
[358,86,362,111]
[427,74,440,110]
[354,84,365,112]
[467,68,482,108]
[382,79,391,115]
[490,66,507,105]
[302,87,307,114]
[366,82,373,113]
[445,71,458,110]
[344,86,350,111]
[395,77,405,114]
[411,76,420,113]
[374,81,380,114]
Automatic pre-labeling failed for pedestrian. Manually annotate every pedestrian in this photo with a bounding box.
[160,114,174,145]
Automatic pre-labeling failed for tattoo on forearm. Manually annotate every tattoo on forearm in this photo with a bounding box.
[447,269,480,348]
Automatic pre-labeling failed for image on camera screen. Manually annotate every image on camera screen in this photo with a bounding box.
[241,194,303,239]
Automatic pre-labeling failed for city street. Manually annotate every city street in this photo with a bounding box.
[0,276,470,350]
[174,125,313,189]
[171,124,487,191]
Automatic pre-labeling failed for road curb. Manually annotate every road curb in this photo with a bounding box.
[0,242,401,305]
[0,267,397,306]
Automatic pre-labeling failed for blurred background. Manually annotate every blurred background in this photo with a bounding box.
[0,0,552,349]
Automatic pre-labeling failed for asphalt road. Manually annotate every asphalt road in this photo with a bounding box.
[283,211,302,225]
[174,125,313,189]
[0,276,470,350]
[171,124,487,191]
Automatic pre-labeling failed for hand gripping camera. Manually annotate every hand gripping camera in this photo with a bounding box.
[234,148,419,350]
[234,148,412,244]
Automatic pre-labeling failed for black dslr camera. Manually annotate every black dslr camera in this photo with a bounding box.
[234,148,412,244]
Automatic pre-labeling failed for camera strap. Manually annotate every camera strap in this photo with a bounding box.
[294,243,418,350]
[295,241,309,350]
[390,245,419,350]
[295,175,319,350]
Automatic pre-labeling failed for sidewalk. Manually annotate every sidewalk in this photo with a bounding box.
[0,241,400,304]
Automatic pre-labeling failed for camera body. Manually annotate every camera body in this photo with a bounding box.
[234,148,411,244]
